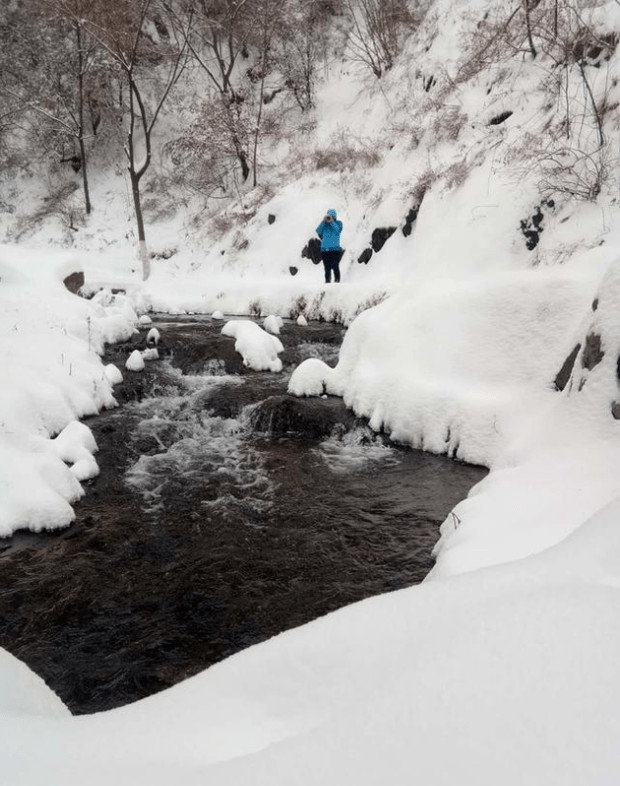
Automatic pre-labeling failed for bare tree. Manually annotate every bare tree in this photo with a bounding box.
[456,0,613,201]
[84,0,188,277]
[523,0,538,58]
[174,0,253,99]
[168,0,258,181]
[276,0,326,111]
[30,0,106,215]
[246,0,280,186]
[0,2,56,170]
[344,0,416,77]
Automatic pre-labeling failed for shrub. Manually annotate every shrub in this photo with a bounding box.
[313,132,382,171]
[443,160,471,191]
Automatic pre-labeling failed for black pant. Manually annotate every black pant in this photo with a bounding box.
[321,250,341,283]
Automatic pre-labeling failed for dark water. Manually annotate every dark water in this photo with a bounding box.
[0,318,485,714]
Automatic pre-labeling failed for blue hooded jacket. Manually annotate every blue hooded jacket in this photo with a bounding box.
[316,208,343,251]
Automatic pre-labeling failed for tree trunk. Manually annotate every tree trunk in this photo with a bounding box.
[252,55,266,188]
[76,22,92,214]
[524,0,537,58]
[129,169,149,279]
[78,134,92,215]
[237,146,250,181]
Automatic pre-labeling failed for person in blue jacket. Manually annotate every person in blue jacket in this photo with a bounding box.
[315,208,343,283]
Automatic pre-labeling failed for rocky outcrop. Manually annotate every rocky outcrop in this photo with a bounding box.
[582,333,604,371]
[554,344,581,391]
[63,271,85,294]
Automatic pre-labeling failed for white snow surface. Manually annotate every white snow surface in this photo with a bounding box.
[221,319,284,372]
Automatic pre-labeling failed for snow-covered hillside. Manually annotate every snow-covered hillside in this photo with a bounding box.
[3,0,620,782]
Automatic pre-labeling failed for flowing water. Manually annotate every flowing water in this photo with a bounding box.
[0,318,486,714]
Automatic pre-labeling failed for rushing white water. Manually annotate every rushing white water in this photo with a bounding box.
[125,366,270,517]
[316,425,399,474]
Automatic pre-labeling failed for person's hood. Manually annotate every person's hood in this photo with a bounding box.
[326,209,337,219]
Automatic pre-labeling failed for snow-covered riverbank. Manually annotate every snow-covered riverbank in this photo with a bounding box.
[3,234,620,784]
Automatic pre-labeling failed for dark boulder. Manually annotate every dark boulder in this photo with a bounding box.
[554,344,580,391]
[63,271,85,294]
[301,237,322,265]
[403,205,420,237]
[371,227,396,253]
[582,333,604,371]
[250,395,356,438]
[489,110,513,126]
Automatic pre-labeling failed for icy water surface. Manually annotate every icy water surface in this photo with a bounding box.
[0,318,485,713]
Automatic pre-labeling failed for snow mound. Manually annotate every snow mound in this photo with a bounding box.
[263,314,284,335]
[126,350,145,372]
[222,320,284,372]
[51,421,99,481]
[146,327,160,344]
[52,421,97,462]
[288,358,334,397]
[0,440,82,536]
[142,348,159,361]
[104,364,123,385]
[211,310,224,320]
[297,315,308,327]
[138,314,153,326]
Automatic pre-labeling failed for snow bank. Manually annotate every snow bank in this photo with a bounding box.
[0,245,136,536]
[222,320,284,372]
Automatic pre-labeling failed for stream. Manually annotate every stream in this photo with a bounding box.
[0,317,486,714]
